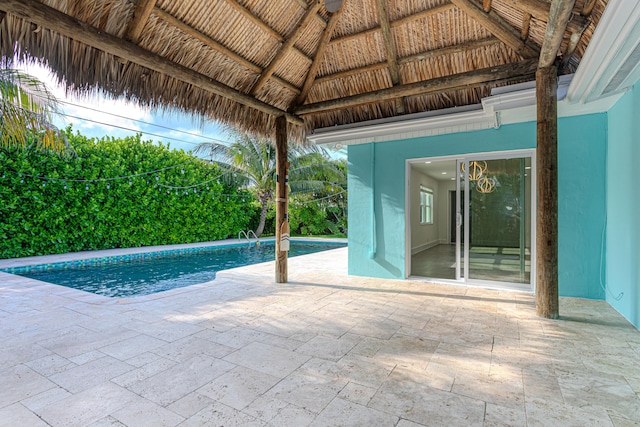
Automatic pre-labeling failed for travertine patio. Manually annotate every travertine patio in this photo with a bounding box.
[1,246,640,426]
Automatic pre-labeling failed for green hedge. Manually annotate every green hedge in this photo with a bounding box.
[0,130,254,258]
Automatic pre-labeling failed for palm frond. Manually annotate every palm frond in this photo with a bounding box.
[0,67,68,152]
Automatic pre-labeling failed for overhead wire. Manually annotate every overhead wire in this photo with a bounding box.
[56,100,229,144]
[56,112,205,146]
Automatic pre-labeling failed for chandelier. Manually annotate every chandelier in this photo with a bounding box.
[461,161,496,193]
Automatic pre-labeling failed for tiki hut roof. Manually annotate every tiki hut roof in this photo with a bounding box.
[0,0,608,142]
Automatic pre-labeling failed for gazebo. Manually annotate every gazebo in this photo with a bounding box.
[1,0,637,321]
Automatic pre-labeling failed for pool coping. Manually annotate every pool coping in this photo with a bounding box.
[0,237,348,270]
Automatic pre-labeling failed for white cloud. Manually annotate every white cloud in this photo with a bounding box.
[16,62,230,152]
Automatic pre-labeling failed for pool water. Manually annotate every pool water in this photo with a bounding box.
[7,241,345,298]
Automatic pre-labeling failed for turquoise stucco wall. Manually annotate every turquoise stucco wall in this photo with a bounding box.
[606,84,640,327]
[348,114,607,299]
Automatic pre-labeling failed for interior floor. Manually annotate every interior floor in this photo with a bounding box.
[411,244,531,284]
[411,244,457,279]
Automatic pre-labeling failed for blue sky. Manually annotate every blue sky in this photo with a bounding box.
[20,62,231,153]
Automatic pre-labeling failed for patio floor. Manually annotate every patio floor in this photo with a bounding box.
[1,246,640,426]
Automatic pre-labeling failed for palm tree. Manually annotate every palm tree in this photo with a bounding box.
[194,130,345,237]
[0,66,67,151]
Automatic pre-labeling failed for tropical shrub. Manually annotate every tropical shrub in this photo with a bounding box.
[263,159,348,237]
[0,129,254,258]
[194,130,346,237]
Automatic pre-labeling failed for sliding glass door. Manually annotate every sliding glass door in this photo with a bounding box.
[462,156,532,285]
[410,151,533,291]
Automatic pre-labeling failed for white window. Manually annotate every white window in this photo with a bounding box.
[419,186,433,224]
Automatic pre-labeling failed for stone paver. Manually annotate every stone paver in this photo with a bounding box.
[2,245,640,426]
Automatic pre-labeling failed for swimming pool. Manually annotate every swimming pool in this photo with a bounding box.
[3,241,346,298]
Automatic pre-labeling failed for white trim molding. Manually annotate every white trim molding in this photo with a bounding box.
[566,0,640,104]
[307,106,497,146]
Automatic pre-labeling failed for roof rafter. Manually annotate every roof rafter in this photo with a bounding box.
[1,0,303,125]
[314,37,501,85]
[503,0,586,33]
[399,37,500,65]
[560,0,595,71]
[296,6,344,106]
[294,0,328,27]
[294,59,539,115]
[126,0,156,43]
[153,7,300,94]
[250,1,321,96]
[449,0,540,58]
[582,0,597,16]
[221,0,313,63]
[539,0,576,68]
[521,12,532,40]
[503,0,551,21]
[374,0,404,113]
[329,4,455,46]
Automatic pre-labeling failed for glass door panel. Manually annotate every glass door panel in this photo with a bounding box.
[455,159,464,281]
[465,157,531,284]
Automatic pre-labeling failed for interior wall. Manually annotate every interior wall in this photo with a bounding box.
[439,180,456,243]
[606,82,640,328]
[348,114,607,299]
[410,168,439,253]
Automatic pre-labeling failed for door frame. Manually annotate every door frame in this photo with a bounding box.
[405,149,536,292]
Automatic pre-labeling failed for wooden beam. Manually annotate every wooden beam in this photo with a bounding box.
[294,0,327,27]
[559,20,588,72]
[251,1,321,95]
[503,0,550,21]
[275,115,288,283]
[521,12,532,40]
[539,0,576,68]
[582,0,597,16]
[504,0,585,34]
[374,0,404,113]
[315,63,389,85]
[126,0,156,43]
[154,7,300,94]
[219,0,315,64]
[297,7,344,105]
[398,37,500,64]
[1,0,303,126]
[450,0,539,58]
[314,38,506,88]
[536,65,559,319]
[483,0,492,13]
[223,0,284,42]
[391,4,456,30]
[294,59,539,115]
[375,0,400,85]
[329,4,455,46]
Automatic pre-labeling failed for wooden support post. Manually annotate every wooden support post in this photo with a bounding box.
[536,65,559,319]
[275,116,288,283]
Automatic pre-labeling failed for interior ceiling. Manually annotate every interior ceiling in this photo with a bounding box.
[0,0,608,142]
[413,160,458,181]
[413,157,532,181]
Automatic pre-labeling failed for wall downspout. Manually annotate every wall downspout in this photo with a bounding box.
[369,143,377,259]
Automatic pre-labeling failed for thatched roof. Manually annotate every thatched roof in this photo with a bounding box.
[0,0,608,143]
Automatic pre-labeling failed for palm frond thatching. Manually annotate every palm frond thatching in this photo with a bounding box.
[0,0,609,142]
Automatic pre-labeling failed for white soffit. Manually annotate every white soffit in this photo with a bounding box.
[306,105,497,146]
[566,0,640,104]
